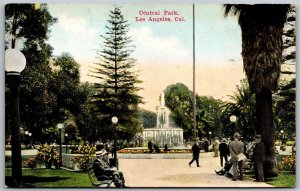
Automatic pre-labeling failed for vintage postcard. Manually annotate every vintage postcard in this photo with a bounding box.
[4,2,296,188]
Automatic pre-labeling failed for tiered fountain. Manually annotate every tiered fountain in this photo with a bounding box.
[143,91,184,148]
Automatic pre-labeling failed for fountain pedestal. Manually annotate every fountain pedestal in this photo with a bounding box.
[143,128,183,148]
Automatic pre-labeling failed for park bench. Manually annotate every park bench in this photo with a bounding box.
[87,162,114,187]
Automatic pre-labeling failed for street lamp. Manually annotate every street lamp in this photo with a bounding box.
[111,116,118,169]
[209,131,212,145]
[5,48,26,187]
[24,131,30,149]
[280,130,284,145]
[65,133,68,154]
[57,123,63,161]
[28,133,32,148]
[230,115,237,133]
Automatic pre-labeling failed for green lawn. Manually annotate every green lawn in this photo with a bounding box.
[265,171,296,188]
[5,168,91,188]
[244,170,296,188]
[6,168,296,188]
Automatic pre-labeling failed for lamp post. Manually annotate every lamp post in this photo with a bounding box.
[280,130,284,145]
[5,48,26,187]
[230,115,237,133]
[24,130,29,149]
[24,131,31,149]
[209,131,212,145]
[65,133,68,154]
[57,123,63,161]
[111,116,118,169]
[28,133,32,148]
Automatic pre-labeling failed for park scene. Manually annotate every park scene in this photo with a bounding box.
[4,3,296,188]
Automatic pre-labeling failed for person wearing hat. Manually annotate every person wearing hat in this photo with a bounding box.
[93,149,125,187]
[229,132,244,181]
[189,138,201,167]
[219,138,229,167]
[252,134,266,182]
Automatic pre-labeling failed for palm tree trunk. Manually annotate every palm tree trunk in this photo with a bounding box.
[223,4,290,178]
[256,87,278,177]
[239,6,288,178]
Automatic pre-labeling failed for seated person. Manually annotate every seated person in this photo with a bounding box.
[93,150,125,187]
[215,159,232,176]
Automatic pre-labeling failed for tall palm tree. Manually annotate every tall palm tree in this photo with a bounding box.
[223,4,290,177]
[222,80,256,140]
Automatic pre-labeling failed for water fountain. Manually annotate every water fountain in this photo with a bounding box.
[143,91,184,148]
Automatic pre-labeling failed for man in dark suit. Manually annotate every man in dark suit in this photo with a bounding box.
[219,138,229,167]
[252,134,266,182]
[189,139,201,167]
[229,132,244,181]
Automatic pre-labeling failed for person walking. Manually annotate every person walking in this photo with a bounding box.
[213,137,220,157]
[219,138,229,167]
[229,132,244,181]
[252,134,266,182]
[189,139,201,167]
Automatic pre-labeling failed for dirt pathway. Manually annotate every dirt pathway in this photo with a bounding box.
[119,153,273,188]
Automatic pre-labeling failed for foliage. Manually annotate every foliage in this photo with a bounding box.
[24,157,37,169]
[221,80,256,140]
[273,5,296,142]
[278,155,296,173]
[164,83,193,131]
[196,96,223,139]
[223,4,290,93]
[35,143,61,169]
[5,4,58,143]
[139,109,157,128]
[281,5,296,77]
[73,83,98,142]
[274,79,296,140]
[71,143,96,172]
[50,53,84,115]
[164,83,223,139]
[91,6,143,140]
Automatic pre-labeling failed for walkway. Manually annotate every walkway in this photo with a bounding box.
[118,152,273,188]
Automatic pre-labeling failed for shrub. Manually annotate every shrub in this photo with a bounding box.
[35,143,60,169]
[71,143,95,172]
[278,155,296,173]
[286,141,295,146]
[24,157,37,169]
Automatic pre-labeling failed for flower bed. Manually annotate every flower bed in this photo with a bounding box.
[118,148,192,154]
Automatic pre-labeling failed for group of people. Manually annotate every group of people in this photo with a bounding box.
[189,132,266,182]
[214,133,266,182]
[147,140,162,153]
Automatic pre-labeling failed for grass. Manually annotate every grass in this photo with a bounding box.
[265,171,296,188]
[5,168,296,188]
[5,168,91,188]
[244,170,296,188]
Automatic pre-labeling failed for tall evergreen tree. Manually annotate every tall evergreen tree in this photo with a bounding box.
[281,5,296,80]
[274,5,296,142]
[92,7,143,140]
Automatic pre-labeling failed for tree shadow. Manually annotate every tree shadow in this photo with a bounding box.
[5,175,69,188]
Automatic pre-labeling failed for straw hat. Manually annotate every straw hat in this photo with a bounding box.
[96,150,107,156]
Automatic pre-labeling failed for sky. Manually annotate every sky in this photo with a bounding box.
[47,3,246,111]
